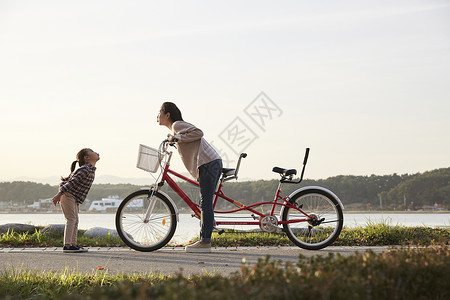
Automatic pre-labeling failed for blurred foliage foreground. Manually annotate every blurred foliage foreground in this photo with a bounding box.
[0,245,448,299]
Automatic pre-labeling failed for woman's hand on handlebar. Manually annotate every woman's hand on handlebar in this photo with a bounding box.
[167,134,176,143]
[166,134,178,146]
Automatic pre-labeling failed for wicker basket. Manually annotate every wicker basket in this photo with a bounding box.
[136,144,163,173]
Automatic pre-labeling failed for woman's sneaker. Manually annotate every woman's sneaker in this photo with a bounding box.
[185,241,211,253]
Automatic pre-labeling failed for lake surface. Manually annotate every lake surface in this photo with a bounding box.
[1,213,449,244]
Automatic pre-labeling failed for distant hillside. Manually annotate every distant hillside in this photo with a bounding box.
[0,167,448,210]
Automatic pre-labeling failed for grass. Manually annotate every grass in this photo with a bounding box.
[336,221,450,246]
[0,244,448,299]
[1,222,449,248]
[211,222,449,247]
[0,227,125,248]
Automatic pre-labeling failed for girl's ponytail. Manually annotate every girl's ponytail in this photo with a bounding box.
[60,148,91,182]
[61,160,78,181]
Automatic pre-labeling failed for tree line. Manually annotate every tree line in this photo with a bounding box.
[0,167,448,210]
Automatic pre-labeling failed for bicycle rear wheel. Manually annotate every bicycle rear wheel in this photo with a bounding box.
[282,189,343,250]
[115,190,177,252]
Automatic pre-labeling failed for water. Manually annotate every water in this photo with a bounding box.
[344,213,450,228]
[1,213,449,244]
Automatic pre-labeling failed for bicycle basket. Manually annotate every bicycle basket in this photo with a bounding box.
[136,144,163,173]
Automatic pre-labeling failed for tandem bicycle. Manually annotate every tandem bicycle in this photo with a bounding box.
[115,139,344,251]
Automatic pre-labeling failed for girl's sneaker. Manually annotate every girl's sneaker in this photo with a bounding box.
[63,245,88,253]
[76,245,88,253]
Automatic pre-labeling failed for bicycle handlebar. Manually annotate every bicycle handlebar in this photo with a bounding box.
[235,152,247,174]
[281,148,310,184]
[223,152,247,182]
[161,136,178,150]
[303,148,310,165]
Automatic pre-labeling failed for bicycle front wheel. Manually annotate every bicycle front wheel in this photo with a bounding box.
[115,190,177,252]
[282,189,343,250]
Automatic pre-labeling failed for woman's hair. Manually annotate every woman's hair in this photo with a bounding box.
[161,102,183,122]
[61,148,91,181]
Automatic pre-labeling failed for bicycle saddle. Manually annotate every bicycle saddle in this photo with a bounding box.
[272,167,297,176]
[222,168,235,176]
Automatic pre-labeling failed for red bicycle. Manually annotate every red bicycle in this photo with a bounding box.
[115,139,344,251]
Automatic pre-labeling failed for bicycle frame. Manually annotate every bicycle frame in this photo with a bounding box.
[152,146,313,228]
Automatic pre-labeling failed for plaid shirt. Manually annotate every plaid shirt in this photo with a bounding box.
[59,164,96,204]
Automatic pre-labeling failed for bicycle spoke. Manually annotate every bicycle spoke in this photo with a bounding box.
[116,191,177,251]
[282,190,343,250]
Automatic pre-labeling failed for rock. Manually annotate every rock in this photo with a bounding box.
[0,223,37,235]
[84,227,120,239]
[41,224,66,237]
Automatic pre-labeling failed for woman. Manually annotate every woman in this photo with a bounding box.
[52,148,100,253]
[157,102,222,253]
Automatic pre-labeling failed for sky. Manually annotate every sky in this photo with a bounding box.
[0,0,449,185]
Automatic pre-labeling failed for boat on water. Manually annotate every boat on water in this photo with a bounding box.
[88,196,122,212]
[88,195,144,212]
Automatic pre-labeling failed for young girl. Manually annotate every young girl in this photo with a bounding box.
[157,102,222,253]
[52,148,100,253]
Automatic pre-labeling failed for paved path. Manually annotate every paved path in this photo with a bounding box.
[0,246,390,276]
